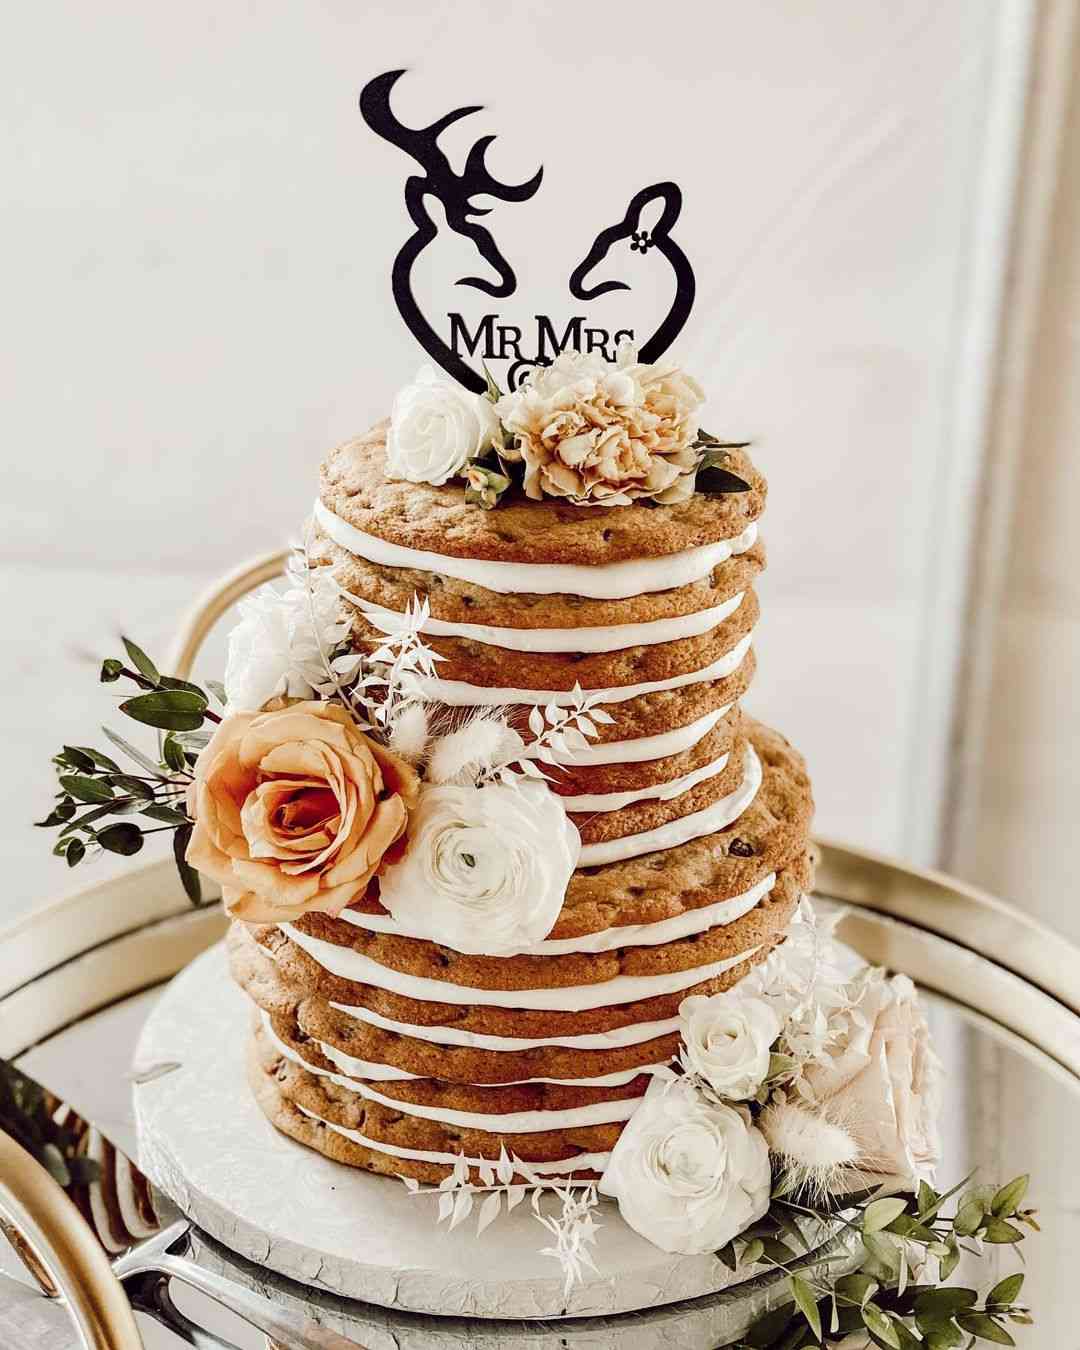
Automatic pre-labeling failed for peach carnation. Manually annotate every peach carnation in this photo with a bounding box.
[186,701,418,923]
[495,348,704,506]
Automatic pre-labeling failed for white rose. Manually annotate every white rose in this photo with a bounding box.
[386,366,498,486]
[801,970,942,1184]
[377,780,579,955]
[224,568,350,713]
[679,992,781,1101]
[599,1077,771,1255]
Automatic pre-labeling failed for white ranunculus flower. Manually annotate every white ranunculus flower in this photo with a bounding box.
[223,568,350,713]
[386,366,499,486]
[800,969,942,1185]
[679,991,781,1101]
[600,1077,771,1255]
[377,780,579,955]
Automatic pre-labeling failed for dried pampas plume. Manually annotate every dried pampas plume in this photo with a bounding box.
[759,1098,859,1201]
[389,703,430,764]
[428,711,524,785]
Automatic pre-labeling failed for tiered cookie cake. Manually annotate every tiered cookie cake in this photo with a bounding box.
[230,409,815,1185]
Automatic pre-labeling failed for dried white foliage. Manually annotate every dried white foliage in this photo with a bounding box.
[388,702,430,764]
[758,1098,859,1202]
[427,710,525,785]
[512,684,612,781]
[399,1147,601,1294]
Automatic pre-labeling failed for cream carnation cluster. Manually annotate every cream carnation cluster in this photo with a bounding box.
[597,905,943,1256]
[385,347,730,509]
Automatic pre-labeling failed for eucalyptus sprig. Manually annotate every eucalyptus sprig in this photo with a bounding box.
[728,1174,1036,1349]
[692,429,753,495]
[35,638,222,903]
[0,1058,98,1189]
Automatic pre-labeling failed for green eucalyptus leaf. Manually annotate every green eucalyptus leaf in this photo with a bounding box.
[914,1288,978,1323]
[58,775,114,804]
[97,822,145,856]
[741,1237,765,1266]
[938,1235,961,1281]
[715,1240,738,1272]
[60,802,123,836]
[695,465,752,495]
[986,1273,1023,1307]
[953,1197,986,1237]
[760,1236,797,1266]
[59,745,96,773]
[107,774,155,801]
[955,1312,1014,1345]
[162,733,188,772]
[990,1175,1028,1218]
[159,676,210,697]
[789,1275,821,1340]
[861,1231,902,1279]
[174,823,202,906]
[64,837,86,867]
[120,690,206,732]
[122,637,160,685]
[102,727,164,776]
[36,800,76,827]
[982,1218,1023,1244]
[100,657,124,683]
[862,1304,901,1349]
[922,1322,964,1350]
[863,1197,909,1233]
[141,803,190,826]
[835,1272,879,1308]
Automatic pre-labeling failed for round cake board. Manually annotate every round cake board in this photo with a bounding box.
[133,944,803,1323]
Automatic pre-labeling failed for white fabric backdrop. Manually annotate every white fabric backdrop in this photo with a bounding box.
[1,0,1021,916]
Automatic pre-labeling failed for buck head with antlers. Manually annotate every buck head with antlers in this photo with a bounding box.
[360,69,543,393]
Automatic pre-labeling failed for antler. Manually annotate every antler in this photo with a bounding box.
[359,70,542,215]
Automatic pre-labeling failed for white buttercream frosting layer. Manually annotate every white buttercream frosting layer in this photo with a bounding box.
[577,743,762,866]
[336,872,776,957]
[262,1011,659,1094]
[296,1105,612,1176]
[543,704,732,767]
[557,750,730,813]
[315,498,757,600]
[329,1001,683,1052]
[281,923,759,1011]
[350,591,745,654]
[411,632,752,708]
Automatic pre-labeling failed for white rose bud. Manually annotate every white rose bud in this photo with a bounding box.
[377,780,579,955]
[386,366,499,486]
[679,991,781,1101]
[600,1077,771,1255]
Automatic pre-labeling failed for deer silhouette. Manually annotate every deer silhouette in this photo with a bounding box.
[569,183,695,363]
[360,70,543,393]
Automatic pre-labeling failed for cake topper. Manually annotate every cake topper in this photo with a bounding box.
[360,69,697,390]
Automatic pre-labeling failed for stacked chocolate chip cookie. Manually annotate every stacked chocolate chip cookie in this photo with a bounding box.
[230,424,814,1183]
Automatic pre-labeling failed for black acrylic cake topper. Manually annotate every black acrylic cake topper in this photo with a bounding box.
[360,69,696,391]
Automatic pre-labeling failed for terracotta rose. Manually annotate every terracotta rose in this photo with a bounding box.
[186,701,419,923]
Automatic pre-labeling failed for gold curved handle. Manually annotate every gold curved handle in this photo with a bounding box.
[0,1131,142,1349]
[167,550,290,681]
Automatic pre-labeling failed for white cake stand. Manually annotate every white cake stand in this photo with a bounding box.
[133,945,808,1324]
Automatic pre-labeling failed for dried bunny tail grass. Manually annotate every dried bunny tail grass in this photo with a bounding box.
[388,703,430,764]
[759,1098,860,1203]
[427,708,524,785]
